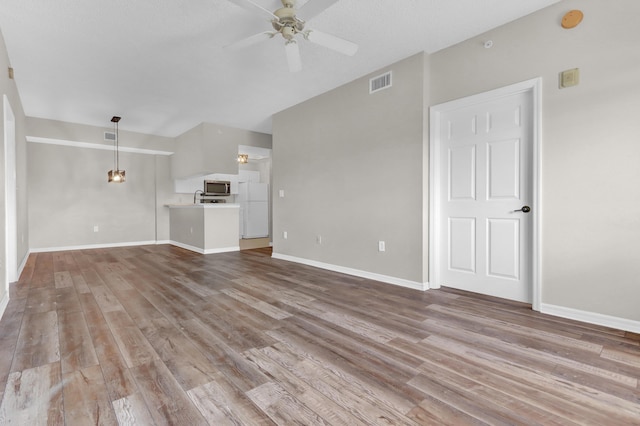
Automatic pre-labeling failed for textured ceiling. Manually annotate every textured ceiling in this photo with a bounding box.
[0,0,560,137]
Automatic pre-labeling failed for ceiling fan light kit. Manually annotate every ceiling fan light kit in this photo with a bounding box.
[226,0,358,72]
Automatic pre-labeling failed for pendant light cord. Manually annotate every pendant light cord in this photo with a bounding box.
[115,120,119,171]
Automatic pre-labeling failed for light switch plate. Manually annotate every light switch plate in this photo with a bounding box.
[560,68,580,88]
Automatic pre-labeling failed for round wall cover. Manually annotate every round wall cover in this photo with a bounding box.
[561,10,584,29]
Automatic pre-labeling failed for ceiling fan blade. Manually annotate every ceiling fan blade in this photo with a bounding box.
[225,31,277,50]
[284,40,302,72]
[226,0,278,20]
[298,0,340,21]
[304,29,358,56]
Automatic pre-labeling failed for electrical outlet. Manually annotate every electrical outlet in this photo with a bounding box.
[190,227,193,234]
[93,225,99,233]
[316,235,322,244]
[283,231,288,239]
[279,189,285,198]
[378,241,386,252]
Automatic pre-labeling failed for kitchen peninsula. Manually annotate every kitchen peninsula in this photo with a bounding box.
[168,204,239,254]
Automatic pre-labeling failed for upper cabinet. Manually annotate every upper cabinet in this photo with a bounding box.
[172,122,272,179]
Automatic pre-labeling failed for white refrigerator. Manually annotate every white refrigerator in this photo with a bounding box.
[238,182,269,238]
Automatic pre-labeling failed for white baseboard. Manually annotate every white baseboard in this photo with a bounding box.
[30,240,159,253]
[271,252,428,291]
[540,303,640,334]
[17,251,29,282]
[204,246,240,255]
[169,241,239,255]
[25,240,239,258]
[0,291,9,321]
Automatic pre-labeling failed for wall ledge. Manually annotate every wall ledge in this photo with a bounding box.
[272,252,428,291]
[26,136,173,156]
[540,303,640,334]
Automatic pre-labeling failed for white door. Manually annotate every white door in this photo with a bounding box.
[431,81,539,304]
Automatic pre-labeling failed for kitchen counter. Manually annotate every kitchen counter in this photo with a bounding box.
[168,204,239,254]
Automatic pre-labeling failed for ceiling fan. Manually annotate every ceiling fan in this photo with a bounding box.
[226,0,358,72]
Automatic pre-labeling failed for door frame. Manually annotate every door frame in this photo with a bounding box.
[4,95,17,289]
[428,78,542,311]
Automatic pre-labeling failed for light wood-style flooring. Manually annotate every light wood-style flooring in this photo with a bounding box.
[0,245,639,425]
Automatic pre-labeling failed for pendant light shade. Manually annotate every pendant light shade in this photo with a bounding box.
[107,116,126,183]
[107,169,126,183]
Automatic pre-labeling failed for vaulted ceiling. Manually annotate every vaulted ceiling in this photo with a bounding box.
[0,0,560,137]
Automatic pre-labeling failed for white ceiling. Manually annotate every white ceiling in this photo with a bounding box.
[0,0,560,137]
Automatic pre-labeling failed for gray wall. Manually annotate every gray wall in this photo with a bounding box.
[272,53,426,284]
[155,155,174,242]
[429,0,640,321]
[26,118,175,250]
[172,122,272,178]
[0,29,28,304]
[272,0,640,323]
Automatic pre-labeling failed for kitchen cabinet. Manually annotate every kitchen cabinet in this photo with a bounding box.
[174,173,239,195]
[168,204,239,254]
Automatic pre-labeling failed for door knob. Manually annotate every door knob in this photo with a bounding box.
[514,206,531,213]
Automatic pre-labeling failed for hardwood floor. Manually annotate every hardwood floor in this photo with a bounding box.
[0,245,639,425]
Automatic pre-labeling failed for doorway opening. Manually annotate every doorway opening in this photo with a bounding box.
[238,145,272,250]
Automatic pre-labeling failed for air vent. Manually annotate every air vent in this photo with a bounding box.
[369,71,392,94]
[104,131,116,141]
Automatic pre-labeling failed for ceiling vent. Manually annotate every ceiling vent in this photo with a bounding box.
[369,71,392,94]
[104,131,116,141]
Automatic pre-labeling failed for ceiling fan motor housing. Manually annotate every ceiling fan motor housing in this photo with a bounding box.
[273,1,305,38]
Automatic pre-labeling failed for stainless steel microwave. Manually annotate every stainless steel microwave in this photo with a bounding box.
[204,180,231,196]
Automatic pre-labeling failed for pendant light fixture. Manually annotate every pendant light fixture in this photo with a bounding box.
[237,153,249,164]
[107,116,126,183]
